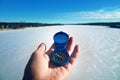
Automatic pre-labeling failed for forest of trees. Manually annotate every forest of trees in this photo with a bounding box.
[0,22,63,29]
[0,22,120,29]
[76,22,120,28]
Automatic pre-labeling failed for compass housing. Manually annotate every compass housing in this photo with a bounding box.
[50,31,70,66]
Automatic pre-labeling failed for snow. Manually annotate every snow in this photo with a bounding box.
[0,25,120,80]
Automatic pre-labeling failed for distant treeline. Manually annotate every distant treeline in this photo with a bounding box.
[0,22,63,29]
[1,22,120,29]
[76,22,120,28]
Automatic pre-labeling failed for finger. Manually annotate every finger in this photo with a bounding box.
[37,43,46,50]
[64,63,72,72]
[35,43,46,56]
[49,43,55,51]
[46,43,55,56]
[69,44,80,65]
[66,37,73,52]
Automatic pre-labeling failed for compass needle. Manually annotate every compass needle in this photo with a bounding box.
[55,54,65,60]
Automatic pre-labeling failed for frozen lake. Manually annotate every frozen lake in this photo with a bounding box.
[0,25,120,80]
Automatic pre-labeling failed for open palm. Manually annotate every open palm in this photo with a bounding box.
[23,37,80,80]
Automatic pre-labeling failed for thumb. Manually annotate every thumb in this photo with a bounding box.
[35,43,46,55]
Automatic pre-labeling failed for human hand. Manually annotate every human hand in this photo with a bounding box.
[23,37,80,80]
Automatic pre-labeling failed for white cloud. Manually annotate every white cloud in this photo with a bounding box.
[52,8,120,23]
[69,9,120,19]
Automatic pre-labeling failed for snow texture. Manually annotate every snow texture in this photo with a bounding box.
[0,25,120,80]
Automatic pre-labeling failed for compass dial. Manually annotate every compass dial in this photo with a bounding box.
[50,50,70,66]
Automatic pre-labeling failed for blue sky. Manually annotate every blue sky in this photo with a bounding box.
[0,0,120,23]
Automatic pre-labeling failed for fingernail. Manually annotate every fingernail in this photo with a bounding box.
[40,43,46,50]
[40,43,45,46]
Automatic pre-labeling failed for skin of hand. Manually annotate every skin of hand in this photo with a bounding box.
[23,37,80,80]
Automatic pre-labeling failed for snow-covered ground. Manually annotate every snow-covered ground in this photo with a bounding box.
[0,25,120,80]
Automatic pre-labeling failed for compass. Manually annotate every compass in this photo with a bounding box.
[50,31,70,66]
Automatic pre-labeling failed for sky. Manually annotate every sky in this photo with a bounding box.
[0,0,120,23]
